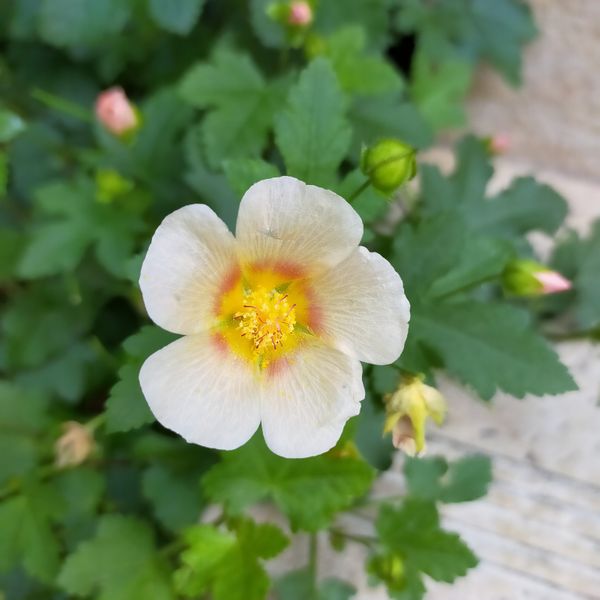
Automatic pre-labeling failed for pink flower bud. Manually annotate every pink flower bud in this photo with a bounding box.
[288,1,313,26]
[95,87,138,136]
[533,270,572,294]
[489,133,511,155]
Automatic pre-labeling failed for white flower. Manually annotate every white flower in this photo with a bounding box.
[139,176,410,458]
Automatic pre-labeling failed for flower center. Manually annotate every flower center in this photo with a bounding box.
[234,287,297,355]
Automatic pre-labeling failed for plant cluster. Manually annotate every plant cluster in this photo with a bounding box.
[1,1,598,599]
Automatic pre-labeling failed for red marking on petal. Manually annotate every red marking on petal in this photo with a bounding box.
[211,333,228,355]
[213,263,242,315]
[249,260,305,280]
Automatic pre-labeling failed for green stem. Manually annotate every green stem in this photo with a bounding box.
[329,527,376,548]
[308,533,318,595]
[348,178,371,203]
[31,88,94,123]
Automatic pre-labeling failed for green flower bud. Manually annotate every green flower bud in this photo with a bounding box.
[360,138,416,194]
[95,169,134,204]
[503,259,572,297]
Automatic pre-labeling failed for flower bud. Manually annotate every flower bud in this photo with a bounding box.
[368,554,405,591]
[503,260,572,297]
[383,375,446,456]
[95,168,134,204]
[288,1,313,25]
[486,133,511,155]
[95,87,139,137]
[54,421,94,469]
[360,139,416,194]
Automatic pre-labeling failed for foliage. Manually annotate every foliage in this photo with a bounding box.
[0,1,584,599]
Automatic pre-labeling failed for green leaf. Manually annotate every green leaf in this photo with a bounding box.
[392,213,468,299]
[58,515,175,600]
[410,53,472,130]
[336,170,388,224]
[0,109,26,143]
[148,0,205,34]
[275,58,351,186]
[179,51,286,167]
[397,0,536,85]
[0,229,25,282]
[0,481,64,582]
[322,26,402,95]
[405,455,492,503]
[39,0,132,47]
[0,382,49,486]
[314,0,390,51]
[377,499,478,583]
[468,176,568,237]
[354,391,393,471]
[203,436,374,531]
[412,300,577,400]
[223,158,280,198]
[572,221,600,329]
[274,568,356,600]
[105,326,177,433]
[142,464,202,532]
[175,520,288,600]
[428,237,513,299]
[350,94,433,151]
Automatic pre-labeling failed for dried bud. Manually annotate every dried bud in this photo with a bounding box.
[95,87,139,136]
[503,260,572,297]
[361,138,416,194]
[55,421,94,469]
[383,375,446,455]
[288,1,313,25]
[486,133,511,155]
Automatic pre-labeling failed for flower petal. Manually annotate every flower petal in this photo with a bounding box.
[139,205,238,335]
[139,333,261,450]
[236,177,363,273]
[312,247,410,365]
[260,341,364,458]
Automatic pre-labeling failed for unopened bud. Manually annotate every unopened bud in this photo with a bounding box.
[95,168,134,204]
[361,139,416,194]
[55,421,94,469]
[383,375,446,455]
[503,260,572,297]
[486,133,511,155]
[95,87,139,137]
[289,1,313,25]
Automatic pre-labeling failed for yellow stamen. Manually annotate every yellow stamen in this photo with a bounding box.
[234,287,297,361]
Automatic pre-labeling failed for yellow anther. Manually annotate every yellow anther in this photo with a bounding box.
[234,287,297,359]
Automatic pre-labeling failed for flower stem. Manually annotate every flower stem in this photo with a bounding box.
[348,178,371,203]
[31,88,94,123]
[308,533,318,595]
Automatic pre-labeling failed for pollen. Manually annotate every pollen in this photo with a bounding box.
[234,286,297,359]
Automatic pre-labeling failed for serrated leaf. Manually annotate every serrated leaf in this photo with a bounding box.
[179,51,285,167]
[377,499,478,584]
[203,436,374,531]
[58,515,174,600]
[392,213,468,299]
[0,383,49,486]
[105,326,177,433]
[142,464,202,532]
[148,0,205,34]
[176,520,288,600]
[350,94,433,151]
[405,455,492,503]
[275,58,351,186]
[468,176,568,237]
[322,26,402,95]
[223,158,280,197]
[314,0,390,51]
[410,52,471,130]
[39,0,131,47]
[0,481,64,582]
[412,300,577,400]
[428,237,513,299]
